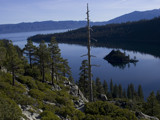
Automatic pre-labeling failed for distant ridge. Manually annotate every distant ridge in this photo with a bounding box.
[106,9,160,24]
[1,9,160,34]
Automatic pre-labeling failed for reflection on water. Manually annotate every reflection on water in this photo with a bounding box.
[105,61,136,69]
[0,31,160,98]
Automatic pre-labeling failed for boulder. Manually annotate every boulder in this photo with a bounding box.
[100,94,108,101]
[135,112,159,120]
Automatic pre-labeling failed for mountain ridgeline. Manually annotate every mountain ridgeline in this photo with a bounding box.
[0,21,107,34]
[1,9,160,34]
[107,9,160,24]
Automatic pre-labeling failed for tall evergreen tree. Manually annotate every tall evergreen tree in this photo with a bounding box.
[113,84,119,98]
[127,84,135,99]
[130,84,135,99]
[95,77,104,98]
[138,85,144,100]
[144,91,160,116]
[110,79,114,96]
[123,89,127,98]
[156,91,160,103]
[48,37,61,84]
[119,84,123,98]
[78,60,89,97]
[36,40,50,82]
[103,80,108,95]
[6,42,23,85]
[0,46,6,69]
[127,85,132,99]
[61,59,72,78]
[23,40,36,68]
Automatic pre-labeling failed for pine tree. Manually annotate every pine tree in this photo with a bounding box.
[123,89,127,98]
[127,85,132,99]
[138,85,144,100]
[156,91,160,103]
[95,77,104,98]
[23,40,36,68]
[130,84,135,99]
[48,37,61,84]
[119,84,123,98]
[103,80,108,95]
[110,79,113,96]
[113,84,119,98]
[36,40,50,82]
[145,91,160,116]
[78,60,89,97]
[0,46,6,69]
[127,84,135,99]
[61,59,72,78]
[5,42,23,85]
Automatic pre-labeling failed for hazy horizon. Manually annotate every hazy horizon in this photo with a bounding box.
[1,0,160,24]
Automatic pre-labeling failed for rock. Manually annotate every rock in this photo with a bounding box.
[19,105,41,120]
[43,101,56,105]
[51,84,61,91]
[63,80,88,110]
[100,94,108,101]
[135,112,159,120]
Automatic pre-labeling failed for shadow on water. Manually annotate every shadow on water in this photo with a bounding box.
[56,39,160,59]
[105,61,137,69]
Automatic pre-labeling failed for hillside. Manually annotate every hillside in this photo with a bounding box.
[1,39,160,120]
[106,9,160,24]
[0,21,107,34]
[1,9,160,34]
[29,17,160,57]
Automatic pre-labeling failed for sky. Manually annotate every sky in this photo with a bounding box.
[0,0,160,24]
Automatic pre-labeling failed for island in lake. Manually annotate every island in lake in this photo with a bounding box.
[104,50,138,68]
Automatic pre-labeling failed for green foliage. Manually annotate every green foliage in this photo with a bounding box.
[5,42,24,85]
[17,75,38,89]
[78,59,90,99]
[85,114,112,120]
[103,80,108,95]
[23,39,37,68]
[85,101,137,120]
[0,92,22,120]
[36,40,50,82]
[29,89,45,100]
[40,111,60,120]
[143,92,160,118]
[56,106,85,120]
[55,90,74,106]
[95,77,104,98]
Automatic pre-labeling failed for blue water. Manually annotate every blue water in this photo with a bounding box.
[0,30,160,98]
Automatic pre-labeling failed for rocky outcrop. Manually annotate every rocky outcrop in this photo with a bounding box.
[64,80,88,110]
[51,84,61,91]
[136,112,159,120]
[19,105,42,120]
[99,94,108,101]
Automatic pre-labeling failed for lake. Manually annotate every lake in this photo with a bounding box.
[0,30,160,98]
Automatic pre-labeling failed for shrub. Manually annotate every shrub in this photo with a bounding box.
[17,75,38,89]
[29,89,45,100]
[40,111,60,120]
[0,92,22,120]
[84,101,137,120]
